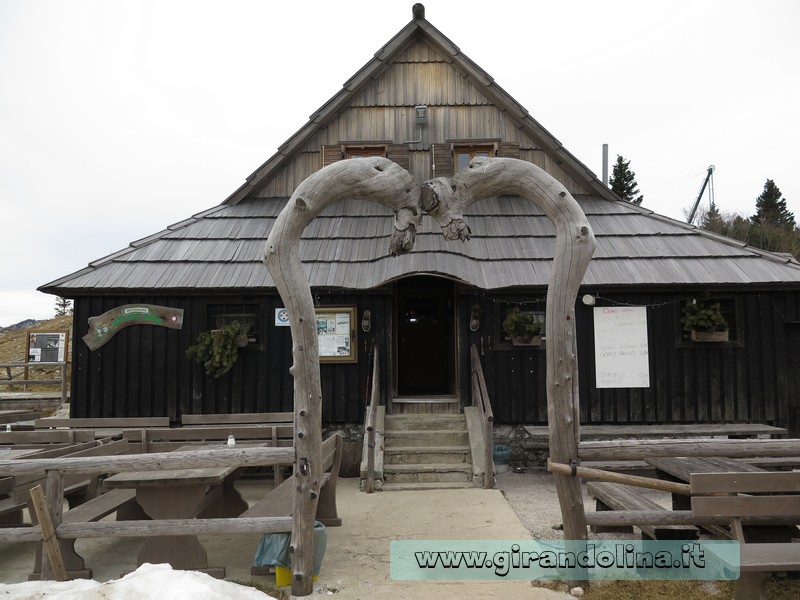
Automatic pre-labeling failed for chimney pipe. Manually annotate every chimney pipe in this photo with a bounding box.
[602,143,609,186]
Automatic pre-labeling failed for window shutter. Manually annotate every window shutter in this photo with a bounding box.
[322,145,343,167]
[432,143,453,178]
[497,142,520,159]
[387,144,410,171]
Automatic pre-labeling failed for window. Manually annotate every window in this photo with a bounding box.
[454,144,495,173]
[494,302,546,350]
[677,296,742,347]
[206,302,263,348]
[344,145,387,159]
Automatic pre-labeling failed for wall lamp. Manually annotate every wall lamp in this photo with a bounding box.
[582,294,597,306]
[361,310,372,333]
[402,105,428,144]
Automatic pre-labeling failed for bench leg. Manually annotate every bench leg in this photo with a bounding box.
[316,480,341,527]
[736,571,768,600]
[29,540,91,581]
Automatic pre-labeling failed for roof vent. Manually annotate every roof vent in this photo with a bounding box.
[412,4,425,20]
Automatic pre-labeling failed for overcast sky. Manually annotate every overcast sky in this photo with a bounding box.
[1,0,798,328]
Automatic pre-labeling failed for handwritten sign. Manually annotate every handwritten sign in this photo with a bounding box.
[593,306,650,388]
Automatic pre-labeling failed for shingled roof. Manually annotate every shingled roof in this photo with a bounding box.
[40,192,800,295]
[39,8,800,296]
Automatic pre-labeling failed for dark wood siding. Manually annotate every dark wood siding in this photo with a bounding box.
[72,288,800,435]
[71,292,391,423]
[459,289,800,434]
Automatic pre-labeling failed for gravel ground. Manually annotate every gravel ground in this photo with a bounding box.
[494,467,672,541]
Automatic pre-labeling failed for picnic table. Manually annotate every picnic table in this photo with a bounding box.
[103,448,249,577]
[645,455,800,543]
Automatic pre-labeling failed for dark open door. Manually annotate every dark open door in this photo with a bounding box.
[395,276,456,396]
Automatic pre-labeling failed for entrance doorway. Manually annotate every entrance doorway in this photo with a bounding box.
[395,276,456,397]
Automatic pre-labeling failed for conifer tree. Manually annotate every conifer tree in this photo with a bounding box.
[54,297,72,316]
[609,154,644,205]
[751,179,794,230]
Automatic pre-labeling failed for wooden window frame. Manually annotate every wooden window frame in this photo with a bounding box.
[343,144,388,159]
[453,143,497,174]
[493,302,546,351]
[205,301,265,351]
[675,296,744,348]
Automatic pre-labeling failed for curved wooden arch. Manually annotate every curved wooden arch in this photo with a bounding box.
[263,157,420,595]
[264,156,595,594]
[422,156,595,543]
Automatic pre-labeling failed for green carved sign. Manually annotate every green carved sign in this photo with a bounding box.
[83,304,184,351]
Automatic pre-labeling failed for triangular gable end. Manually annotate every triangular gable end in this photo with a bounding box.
[224,9,612,205]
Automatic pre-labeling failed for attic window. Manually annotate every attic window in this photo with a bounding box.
[345,145,387,158]
[454,144,495,173]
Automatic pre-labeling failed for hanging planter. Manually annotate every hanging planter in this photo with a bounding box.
[186,321,251,377]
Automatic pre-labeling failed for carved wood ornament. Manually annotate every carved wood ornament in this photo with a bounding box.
[263,156,595,595]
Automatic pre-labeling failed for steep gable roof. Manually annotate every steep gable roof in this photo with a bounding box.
[39,7,800,296]
[223,8,611,205]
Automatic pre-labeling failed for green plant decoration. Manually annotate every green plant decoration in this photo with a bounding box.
[502,308,543,343]
[186,321,250,378]
[681,296,728,333]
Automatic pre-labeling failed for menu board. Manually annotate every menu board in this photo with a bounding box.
[593,306,650,388]
[316,306,357,363]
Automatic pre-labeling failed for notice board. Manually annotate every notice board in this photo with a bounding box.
[27,332,68,362]
[593,306,650,388]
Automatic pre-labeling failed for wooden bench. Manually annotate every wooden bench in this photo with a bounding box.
[586,481,698,540]
[35,417,171,439]
[181,412,293,428]
[122,424,294,453]
[0,429,97,448]
[241,433,342,576]
[691,471,800,600]
[523,423,788,450]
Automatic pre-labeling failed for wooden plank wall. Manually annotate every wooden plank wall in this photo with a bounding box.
[458,290,800,435]
[71,293,391,423]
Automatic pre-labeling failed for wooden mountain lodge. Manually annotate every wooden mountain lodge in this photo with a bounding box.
[40,5,800,440]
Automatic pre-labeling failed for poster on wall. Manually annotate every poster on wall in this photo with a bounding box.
[316,306,357,363]
[593,306,650,388]
[28,332,67,362]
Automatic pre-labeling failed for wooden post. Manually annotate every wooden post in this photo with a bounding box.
[421,157,595,543]
[263,157,420,596]
[33,470,67,581]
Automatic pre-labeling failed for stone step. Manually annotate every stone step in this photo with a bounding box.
[381,481,476,491]
[384,463,473,483]
[385,414,467,431]
[384,429,468,447]
[385,446,471,464]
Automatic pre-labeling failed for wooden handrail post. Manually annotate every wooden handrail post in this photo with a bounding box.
[36,470,67,580]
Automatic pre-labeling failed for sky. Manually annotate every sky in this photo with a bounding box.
[1,0,798,328]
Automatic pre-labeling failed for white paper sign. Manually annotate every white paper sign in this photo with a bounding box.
[593,306,650,388]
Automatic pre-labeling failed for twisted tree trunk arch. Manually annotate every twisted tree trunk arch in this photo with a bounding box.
[263,156,594,594]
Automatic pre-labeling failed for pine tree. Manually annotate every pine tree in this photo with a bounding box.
[609,154,644,205]
[752,179,794,230]
[699,201,727,235]
[54,297,72,317]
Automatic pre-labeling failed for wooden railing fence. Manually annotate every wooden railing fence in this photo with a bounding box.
[470,344,494,489]
[0,446,295,578]
[0,361,69,404]
[365,346,380,493]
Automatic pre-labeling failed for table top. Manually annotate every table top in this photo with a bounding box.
[646,456,764,482]
[104,465,236,489]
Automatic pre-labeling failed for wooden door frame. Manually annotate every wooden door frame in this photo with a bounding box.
[389,276,460,409]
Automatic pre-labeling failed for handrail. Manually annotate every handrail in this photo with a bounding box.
[0,361,69,404]
[470,344,494,489]
[365,345,380,493]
